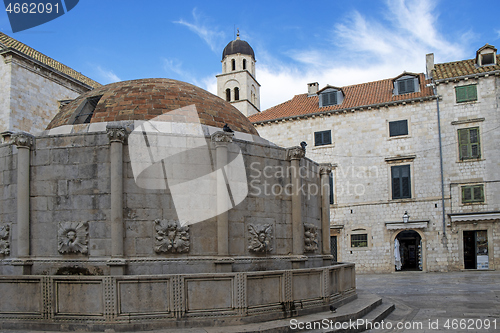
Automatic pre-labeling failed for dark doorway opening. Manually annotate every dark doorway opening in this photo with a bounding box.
[463,230,488,269]
[395,230,422,271]
[330,236,337,262]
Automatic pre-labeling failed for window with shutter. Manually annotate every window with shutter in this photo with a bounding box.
[389,120,408,137]
[395,78,416,95]
[391,165,411,199]
[320,90,338,106]
[314,130,332,146]
[461,184,484,203]
[458,127,481,160]
[455,85,477,103]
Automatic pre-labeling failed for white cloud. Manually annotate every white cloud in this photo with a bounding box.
[163,58,191,78]
[96,66,120,84]
[174,8,225,53]
[253,0,471,110]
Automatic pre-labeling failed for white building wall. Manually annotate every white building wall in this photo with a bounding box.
[8,62,80,134]
[0,60,12,133]
[254,73,500,273]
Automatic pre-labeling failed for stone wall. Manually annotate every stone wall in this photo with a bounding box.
[0,124,330,275]
[0,263,355,331]
[254,74,500,273]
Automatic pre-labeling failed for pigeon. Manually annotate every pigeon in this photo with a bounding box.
[223,123,234,133]
[300,141,307,149]
[329,305,337,313]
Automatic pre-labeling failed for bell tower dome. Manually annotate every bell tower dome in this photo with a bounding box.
[216,31,260,117]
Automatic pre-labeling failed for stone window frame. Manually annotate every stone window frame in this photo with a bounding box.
[461,183,486,205]
[388,119,410,139]
[314,129,332,147]
[385,156,416,202]
[349,228,372,250]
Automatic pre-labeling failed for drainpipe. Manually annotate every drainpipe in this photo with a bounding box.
[430,84,447,241]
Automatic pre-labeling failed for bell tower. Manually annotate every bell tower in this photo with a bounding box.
[216,31,260,117]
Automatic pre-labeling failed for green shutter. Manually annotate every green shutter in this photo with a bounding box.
[458,128,480,160]
[456,85,477,103]
[467,85,477,101]
[462,185,484,203]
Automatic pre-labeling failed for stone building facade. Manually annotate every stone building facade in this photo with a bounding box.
[0,32,99,140]
[249,44,500,273]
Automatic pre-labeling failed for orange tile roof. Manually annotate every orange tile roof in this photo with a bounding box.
[432,55,500,81]
[0,32,100,89]
[249,73,433,123]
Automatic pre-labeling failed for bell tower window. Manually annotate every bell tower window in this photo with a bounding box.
[225,88,231,101]
[231,59,236,71]
[243,59,246,70]
[234,87,239,101]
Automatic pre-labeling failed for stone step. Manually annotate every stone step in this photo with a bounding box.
[145,293,388,333]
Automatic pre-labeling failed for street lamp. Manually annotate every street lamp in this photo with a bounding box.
[403,211,409,223]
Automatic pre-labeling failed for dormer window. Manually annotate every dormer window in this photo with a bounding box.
[318,86,343,107]
[481,53,495,66]
[72,95,102,124]
[476,44,497,67]
[394,74,420,96]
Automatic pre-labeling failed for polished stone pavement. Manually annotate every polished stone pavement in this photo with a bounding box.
[356,270,500,333]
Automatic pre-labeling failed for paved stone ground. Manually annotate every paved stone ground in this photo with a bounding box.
[356,270,500,333]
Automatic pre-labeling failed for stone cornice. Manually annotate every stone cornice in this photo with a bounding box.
[106,125,128,144]
[211,131,234,146]
[13,132,34,149]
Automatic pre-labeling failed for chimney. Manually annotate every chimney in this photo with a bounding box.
[426,53,434,79]
[307,82,319,96]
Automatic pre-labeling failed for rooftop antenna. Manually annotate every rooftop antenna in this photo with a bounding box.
[234,24,235,40]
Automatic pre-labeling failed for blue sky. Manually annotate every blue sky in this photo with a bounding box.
[1,0,499,110]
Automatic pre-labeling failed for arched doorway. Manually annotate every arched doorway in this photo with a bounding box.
[395,230,422,271]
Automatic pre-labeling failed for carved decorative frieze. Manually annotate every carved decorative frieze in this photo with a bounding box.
[0,224,10,255]
[286,146,306,160]
[13,132,34,149]
[106,125,127,144]
[154,219,190,253]
[58,222,89,254]
[319,163,333,175]
[248,224,273,253]
[304,224,319,252]
[211,131,234,146]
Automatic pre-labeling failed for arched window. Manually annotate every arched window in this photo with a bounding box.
[231,59,235,71]
[225,88,231,101]
[234,87,239,101]
[243,59,246,70]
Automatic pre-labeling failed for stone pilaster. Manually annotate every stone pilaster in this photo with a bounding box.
[211,131,234,258]
[106,125,127,275]
[13,132,34,274]
[319,163,333,256]
[287,146,305,255]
